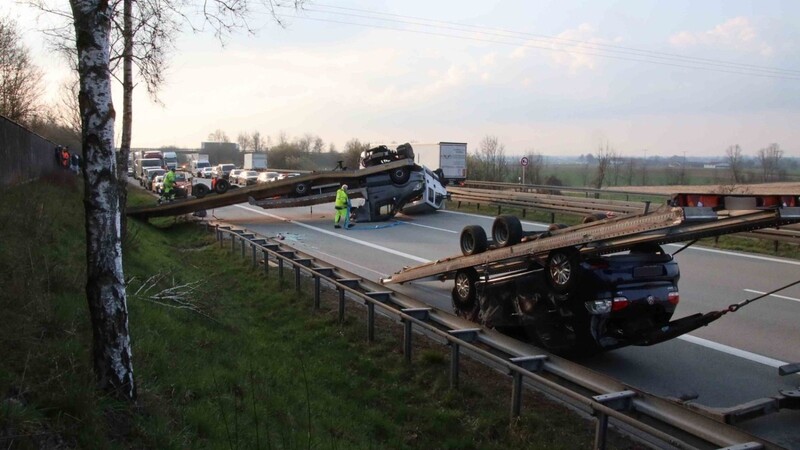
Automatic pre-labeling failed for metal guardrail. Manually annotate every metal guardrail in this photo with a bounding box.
[210,222,784,450]
[463,180,668,201]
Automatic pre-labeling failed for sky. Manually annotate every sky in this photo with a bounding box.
[7,0,800,158]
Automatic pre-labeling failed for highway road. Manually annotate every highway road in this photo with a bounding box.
[208,200,800,448]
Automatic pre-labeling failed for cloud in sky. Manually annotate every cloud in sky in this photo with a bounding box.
[669,17,774,57]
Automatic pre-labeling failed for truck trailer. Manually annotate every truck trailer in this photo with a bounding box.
[244,153,267,170]
[383,194,800,356]
[413,142,467,185]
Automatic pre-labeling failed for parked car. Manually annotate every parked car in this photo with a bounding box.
[237,170,259,186]
[200,167,214,178]
[152,175,165,193]
[212,164,237,179]
[173,171,192,198]
[229,169,244,181]
[142,168,165,191]
[256,171,280,184]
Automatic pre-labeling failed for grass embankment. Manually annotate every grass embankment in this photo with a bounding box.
[449,201,799,259]
[0,175,639,449]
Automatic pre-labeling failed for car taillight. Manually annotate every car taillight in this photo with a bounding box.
[611,296,629,311]
[668,291,680,305]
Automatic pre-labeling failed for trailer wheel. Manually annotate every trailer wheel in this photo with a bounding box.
[546,247,581,294]
[294,182,309,196]
[492,215,523,247]
[389,167,411,185]
[214,179,230,194]
[460,225,488,256]
[452,268,478,310]
[193,184,210,199]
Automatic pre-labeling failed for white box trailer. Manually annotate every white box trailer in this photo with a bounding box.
[244,153,267,170]
[414,142,467,184]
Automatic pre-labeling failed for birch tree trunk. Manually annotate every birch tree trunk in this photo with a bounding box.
[118,0,132,238]
[70,0,136,401]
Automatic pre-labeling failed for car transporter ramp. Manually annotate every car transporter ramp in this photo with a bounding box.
[127,159,420,220]
[382,193,800,285]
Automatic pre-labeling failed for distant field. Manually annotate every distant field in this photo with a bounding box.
[526,163,800,188]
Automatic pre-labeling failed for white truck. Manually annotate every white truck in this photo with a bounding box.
[189,154,211,177]
[244,153,267,170]
[414,142,467,185]
[163,151,178,171]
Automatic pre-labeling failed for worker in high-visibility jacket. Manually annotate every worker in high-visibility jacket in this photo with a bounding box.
[334,184,350,229]
[161,167,176,203]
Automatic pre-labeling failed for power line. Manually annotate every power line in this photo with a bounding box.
[308,3,800,77]
[271,3,800,80]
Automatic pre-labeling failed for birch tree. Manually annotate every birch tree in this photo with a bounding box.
[70,0,135,400]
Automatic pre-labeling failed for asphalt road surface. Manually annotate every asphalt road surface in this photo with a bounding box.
[207,200,800,448]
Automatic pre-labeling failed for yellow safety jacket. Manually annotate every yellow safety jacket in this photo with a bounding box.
[335,188,348,208]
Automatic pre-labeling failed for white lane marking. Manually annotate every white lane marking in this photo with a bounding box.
[308,249,389,278]
[441,209,550,228]
[743,289,800,304]
[664,243,800,266]
[677,335,788,368]
[234,205,430,263]
[233,204,793,367]
[392,219,457,233]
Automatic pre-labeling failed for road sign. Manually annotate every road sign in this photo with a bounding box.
[520,157,529,167]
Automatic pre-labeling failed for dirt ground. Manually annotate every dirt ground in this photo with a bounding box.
[608,182,800,196]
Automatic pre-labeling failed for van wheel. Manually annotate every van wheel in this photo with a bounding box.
[294,182,309,196]
[460,225,488,256]
[389,167,411,185]
[214,179,230,194]
[452,268,478,310]
[492,215,523,247]
[193,184,210,198]
[546,248,581,294]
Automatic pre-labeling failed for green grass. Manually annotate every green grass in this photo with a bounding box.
[0,175,641,449]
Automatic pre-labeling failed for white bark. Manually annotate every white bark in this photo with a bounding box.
[70,0,136,400]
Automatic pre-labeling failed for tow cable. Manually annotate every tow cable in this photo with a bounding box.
[633,278,800,347]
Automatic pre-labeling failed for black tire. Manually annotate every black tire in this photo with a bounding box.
[396,143,414,160]
[389,167,411,185]
[193,183,209,198]
[433,168,446,184]
[214,178,230,194]
[294,182,309,196]
[492,215,523,248]
[546,247,581,294]
[460,225,488,256]
[452,268,478,310]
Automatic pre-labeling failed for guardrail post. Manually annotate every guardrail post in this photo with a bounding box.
[294,265,301,292]
[447,329,480,389]
[401,309,431,363]
[509,356,548,418]
[313,275,320,310]
[591,391,635,450]
[278,258,284,286]
[338,287,345,322]
[231,235,236,252]
[522,208,526,218]
[367,303,375,342]
[241,238,247,258]
[550,212,555,224]
[251,244,257,269]
[497,205,501,215]
[262,249,269,275]
[363,291,392,343]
